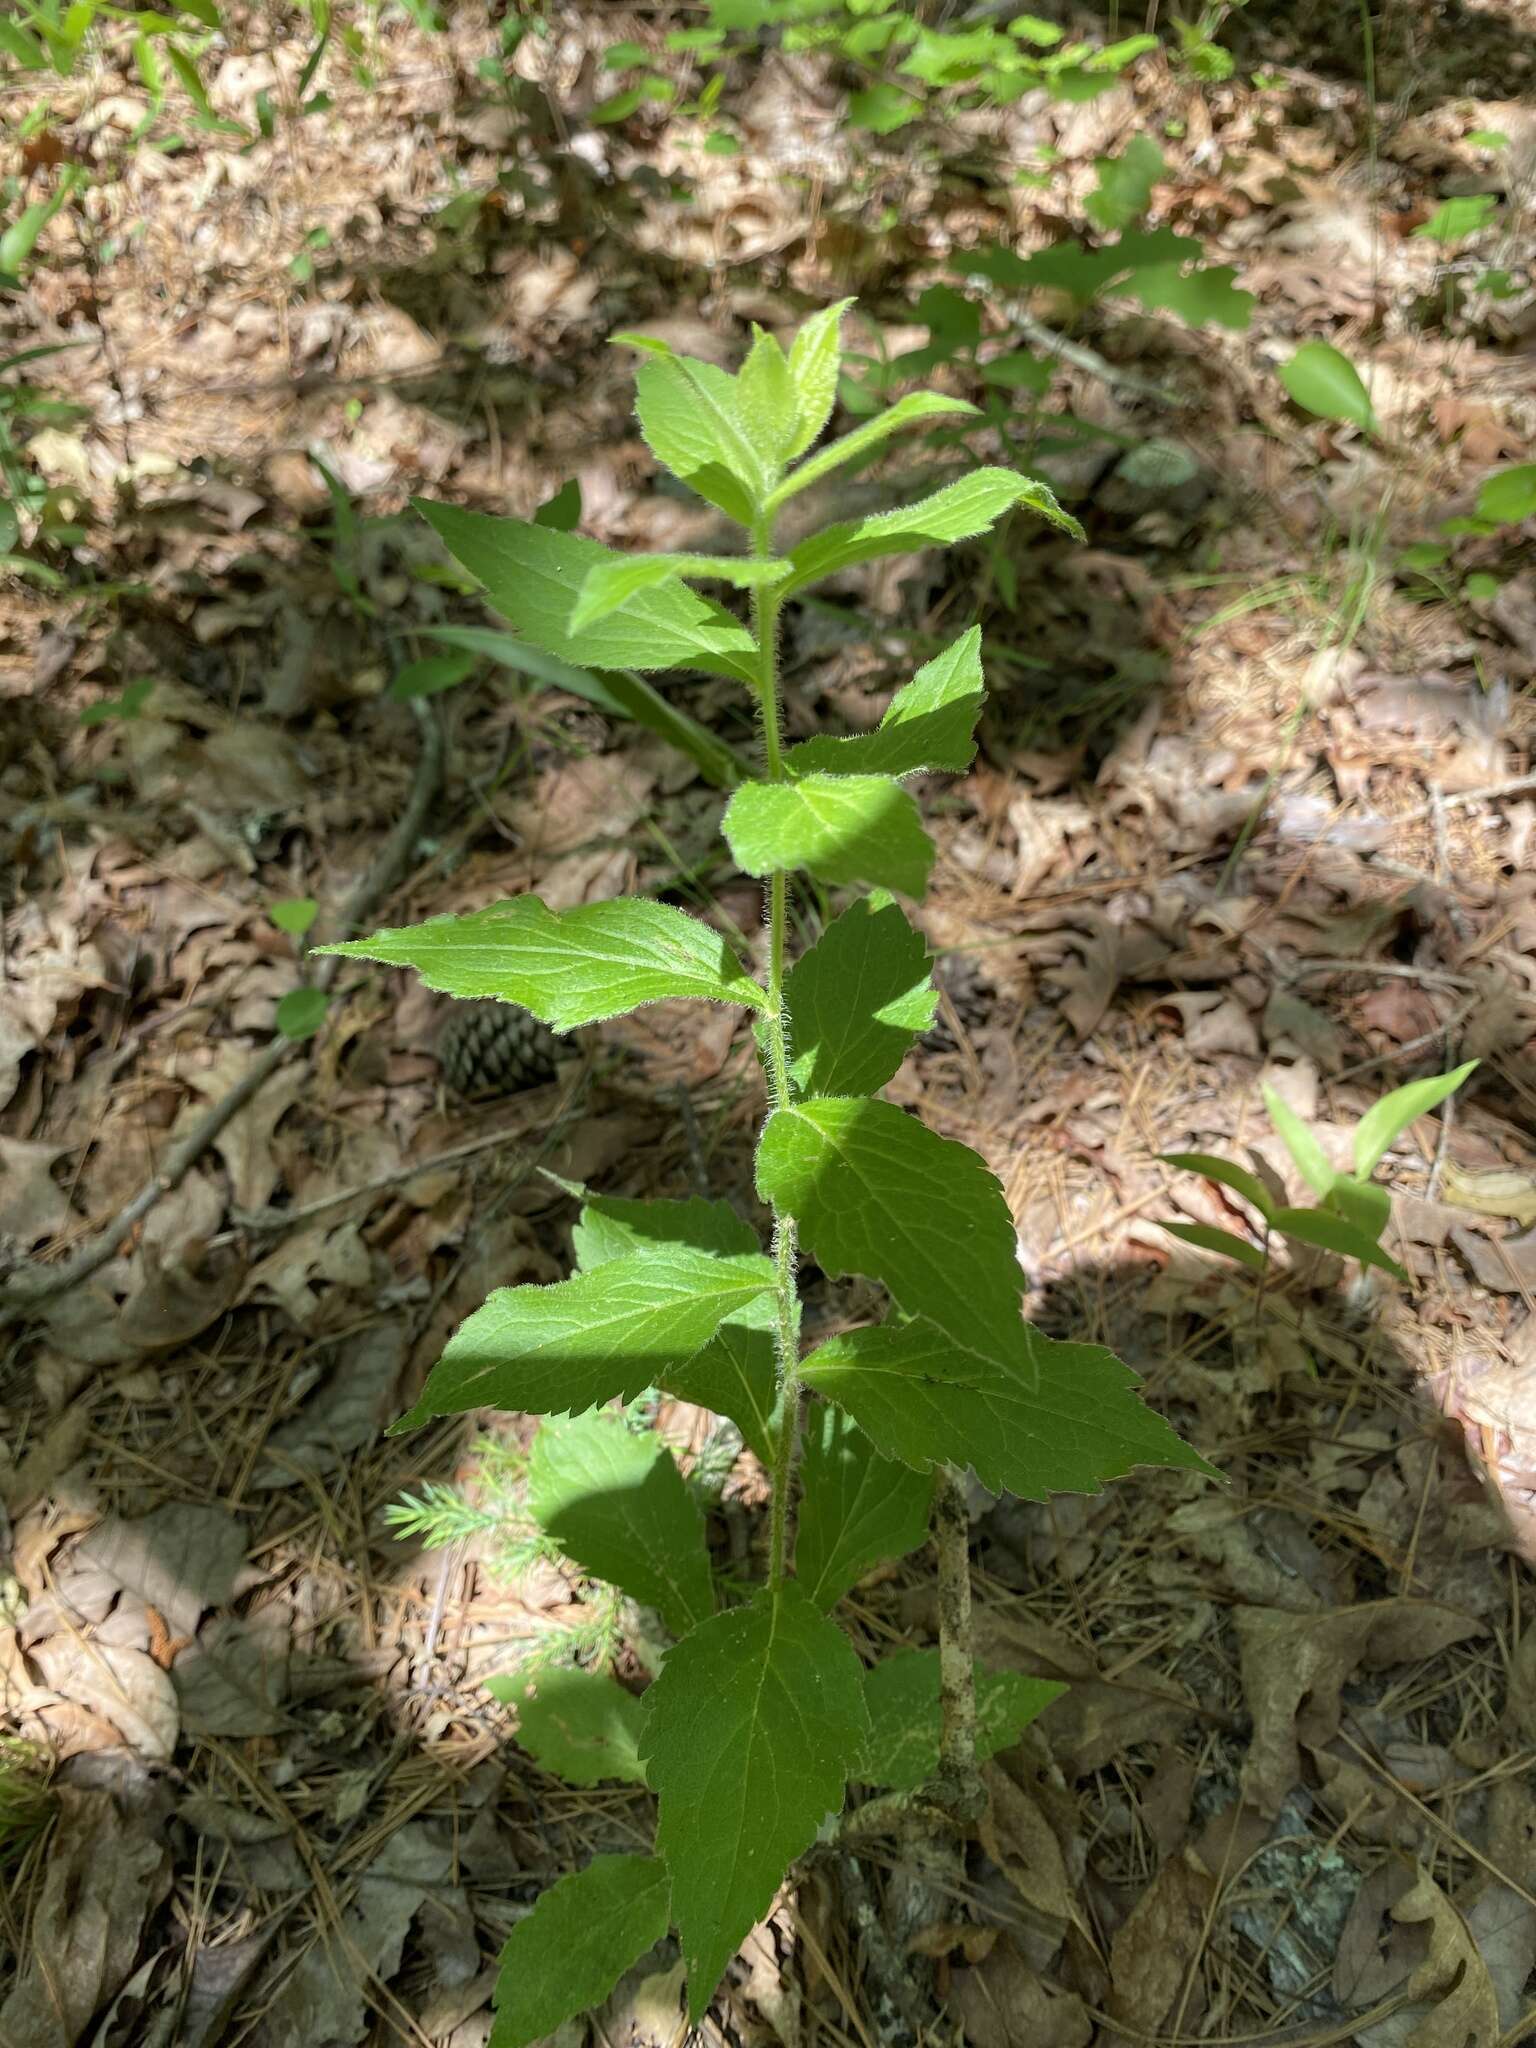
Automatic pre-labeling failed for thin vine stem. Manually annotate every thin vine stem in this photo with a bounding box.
[751,512,802,1588]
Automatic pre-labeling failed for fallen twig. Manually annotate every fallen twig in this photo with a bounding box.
[1,701,445,1317]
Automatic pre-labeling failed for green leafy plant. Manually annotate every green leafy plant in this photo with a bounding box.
[1163,1061,1478,1283]
[322,304,1209,2039]
[1280,339,1379,437]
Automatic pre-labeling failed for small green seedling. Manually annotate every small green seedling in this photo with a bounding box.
[322,302,1210,2040]
[269,897,318,939]
[1164,1060,1479,1283]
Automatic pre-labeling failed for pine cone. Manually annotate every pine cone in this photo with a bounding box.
[436,1000,561,1097]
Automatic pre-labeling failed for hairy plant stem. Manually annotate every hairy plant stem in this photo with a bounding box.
[752,513,802,1590]
[933,1463,985,1822]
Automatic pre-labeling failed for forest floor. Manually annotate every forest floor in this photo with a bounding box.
[3,3,1536,2044]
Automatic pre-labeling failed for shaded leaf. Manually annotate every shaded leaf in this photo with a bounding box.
[786,627,985,779]
[1161,1220,1267,1271]
[1161,1151,1277,1224]
[392,1245,776,1431]
[641,1582,867,2020]
[488,1666,647,1786]
[783,892,937,1098]
[528,1411,715,1638]
[796,1405,933,1609]
[491,1856,672,2048]
[1273,1206,1408,1281]
[724,775,934,897]
[858,1648,1064,1790]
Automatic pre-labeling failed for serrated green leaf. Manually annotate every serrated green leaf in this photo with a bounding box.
[1476,466,1536,526]
[569,551,789,632]
[391,1245,776,1432]
[319,897,766,1031]
[1261,1084,1335,1198]
[786,627,985,780]
[1273,1207,1407,1281]
[771,393,980,509]
[724,776,934,897]
[1324,1177,1392,1244]
[664,1317,779,1464]
[1352,1060,1478,1179]
[1160,1152,1277,1224]
[783,893,936,1099]
[796,1405,932,1610]
[757,1097,1035,1380]
[781,468,1082,597]
[625,349,764,516]
[415,501,757,682]
[1161,1220,1268,1271]
[857,1649,1064,1790]
[574,1194,759,1270]
[641,1582,867,2019]
[1279,341,1378,435]
[529,1412,715,1637]
[1086,136,1164,232]
[564,1193,776,1455]
[785,299,856,459]
[737,326,799,466]
[800,1315,1216,1497]
[488,1666,647,1785]
[490,1855,671,2048]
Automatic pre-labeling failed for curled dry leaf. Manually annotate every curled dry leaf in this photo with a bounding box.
[29,1636,180,1762]
[1235,1601,1486,1815]
[949,1940,1092,2048]
[1351,1869,1501,2048]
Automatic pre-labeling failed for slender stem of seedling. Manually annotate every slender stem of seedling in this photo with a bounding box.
[752,512,802,1589]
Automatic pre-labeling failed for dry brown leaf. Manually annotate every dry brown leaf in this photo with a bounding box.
[1235,1602,1486,1815]
[0,1136,76,1247]
[75,1504,247,1639]
[1353,1870,1501,2048]
[978,1764,1075,1952]
[1451,1223,1536,1295]
[949,1942,1091,2048]
[1441,1165,1536,1229]
[0,1782,172,2048]
[1108,1853,1215,2033]
[28,1636,180,1761]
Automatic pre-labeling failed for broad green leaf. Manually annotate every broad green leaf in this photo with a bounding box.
[574,1193,759,1270]
[1273,1207,1407,1282]
[624,348,763,517]
[1476,465,1536,526]
[641,1582,867,2019]
[737,327,799,466]
[1113,261,1255,331]
[664,1317,778,1464]
[487,1666,646,1785]
[1086,136,1164,232]
[566,1193,777,1455]
[1324,1177,1392,1244]
[770,393,980,509]
[422,626,746,788]
[723,776,934,897]
[415,501,758,682]
[781,468,1082,597]
[1161,1220,1268,1271]
[785,298,856,458]
[275,988,328,1040]
[1415,195,1497,242]
[388,650,476,700]
[849,81,921,131]
[757,1097,1035,1380]
[783,892,937,1098]
[1279,341,1378,436]
[958,226,1198,303]
[796,1405,932,1610]
[533,477,582,530]
[569,552,789,633]
[1262,1084,1335,1199]
[857,1649,1064,1791]
[391,1244,776,1431]
[529,1412,715,1638]
[320,897,766,1031]
[490,1855,671,2048]
[1160,1152,1277,1224]
[800,1316,1216,1497]
[269,897,318,939]
[786,628,985,781]
[1353,1060,1478,1179]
